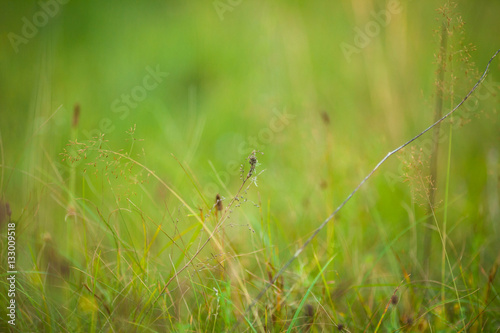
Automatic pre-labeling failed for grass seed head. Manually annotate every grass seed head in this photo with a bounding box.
[215,193,223,211]
[320,111,330,125]
[304,303,314,318]
[72,103,80,128]
[247,152,257,178]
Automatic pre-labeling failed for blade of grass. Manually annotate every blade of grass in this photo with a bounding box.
[286,256,335,333]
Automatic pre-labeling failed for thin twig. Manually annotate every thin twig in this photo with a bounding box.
[239,48,500,325]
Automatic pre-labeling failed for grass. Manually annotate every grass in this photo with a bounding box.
[1,0,500,332]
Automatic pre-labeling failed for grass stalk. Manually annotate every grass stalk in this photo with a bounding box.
[424,21,448,275]
[442,125,452,303]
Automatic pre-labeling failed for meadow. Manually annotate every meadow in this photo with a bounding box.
[0,0,499,331]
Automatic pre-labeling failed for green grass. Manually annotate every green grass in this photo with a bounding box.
[1,0,500,332]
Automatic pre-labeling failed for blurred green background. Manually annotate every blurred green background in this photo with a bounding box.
[1,0,499,331]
